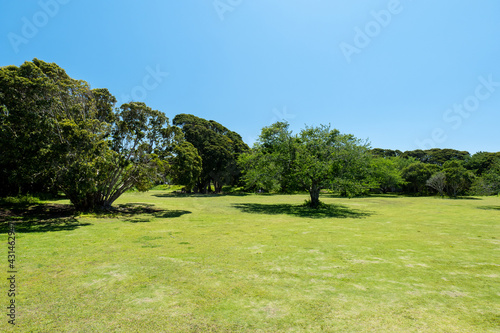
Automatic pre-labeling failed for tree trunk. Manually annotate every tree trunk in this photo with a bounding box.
[308,184,321,208]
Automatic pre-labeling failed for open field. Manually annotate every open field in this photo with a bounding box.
[1,191,499,332]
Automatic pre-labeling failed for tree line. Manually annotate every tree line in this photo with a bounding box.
[1,59,499,211]
[0,59,248,210]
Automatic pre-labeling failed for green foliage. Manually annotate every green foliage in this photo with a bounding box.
[0,194,41,206]
[173,114,249,193]
[170,141,203,192]
[443,160,474,197]
[239,122,371,207]
[465,152,500,176]
[368,157,406,193]
[238,122,296,193]
[0,59,178,211]
[401,148,470,165]
[371,148,403,158]
[402,162,441,195]
[471,159,500,195]
[0,59,76,195]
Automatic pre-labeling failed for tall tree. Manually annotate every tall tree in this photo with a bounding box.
[0,59,178,210]
[170,141,202,192]
[173,114,248,193]
[0,59,94,196]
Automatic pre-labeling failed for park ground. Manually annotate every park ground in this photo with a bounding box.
[1,190,499,332]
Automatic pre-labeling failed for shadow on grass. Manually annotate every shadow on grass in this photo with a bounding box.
[0,202,192,232]
[0,203,89,233]
[98,203,192,223]
[478,206,500,211]
[153,192,251,199]
[232,203,372,219]
[321,193,402,199]
[450,196,483,200]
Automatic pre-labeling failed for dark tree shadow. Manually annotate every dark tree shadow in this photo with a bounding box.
[478,206,500,211]
[96,203,192,222]
[450,196,483,200]
[321,193,402,199]
[0,201,192,232]
[0,203,89,233]
[153,192,250,199]
[232,203,372,219]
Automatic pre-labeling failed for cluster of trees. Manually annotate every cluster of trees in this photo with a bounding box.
[369,149,500,197]
[238,126,500,205]
[173,114,248,193]
[0,59,247,210]
[1,59,499,211]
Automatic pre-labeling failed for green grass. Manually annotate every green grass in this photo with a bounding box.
[1,191,499,332]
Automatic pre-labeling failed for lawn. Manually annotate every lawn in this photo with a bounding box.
[1,191,499,332]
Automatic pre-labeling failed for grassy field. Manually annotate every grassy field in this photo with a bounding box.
[1,190,499,332]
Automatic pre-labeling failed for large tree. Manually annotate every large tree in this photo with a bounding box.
[0,59,178,210]
[173,114,248,193]
[0,58,100,196]
[239,122,371,208]
[169,141,202,192]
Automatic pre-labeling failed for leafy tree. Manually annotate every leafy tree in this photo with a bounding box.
[0,59,178,210]
[239,122,371,208]
[443,160,473,197]
[371,148,403,158]
[238,122,296,193]
[401,162,440,194]
[173,114,249,193]
[471,160,500,196]
[0,59,99,196]
[369,157,406,193]
[425,149,470,165]
[401,150,430,163]
[400,149,469,165]
[426,172,446,197]
[170,141,202,192]
[465,152,500,176]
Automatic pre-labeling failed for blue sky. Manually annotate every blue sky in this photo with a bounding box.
[1,0,499,153]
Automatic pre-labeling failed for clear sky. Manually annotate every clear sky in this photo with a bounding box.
[1,0,499,153]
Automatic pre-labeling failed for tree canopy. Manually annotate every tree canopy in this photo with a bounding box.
[173,113,249,193]
[239,122,371,208]
[0,59,180,210]
[1,58,499,211]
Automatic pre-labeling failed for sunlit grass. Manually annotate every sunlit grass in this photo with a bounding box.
[1,191,499,332]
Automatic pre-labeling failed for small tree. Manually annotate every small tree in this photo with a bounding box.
[426,172,446,197]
